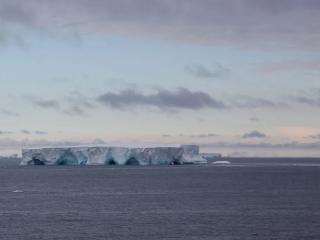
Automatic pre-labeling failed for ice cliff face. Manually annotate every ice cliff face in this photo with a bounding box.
[181,145,207,164]
[20,146,201,166]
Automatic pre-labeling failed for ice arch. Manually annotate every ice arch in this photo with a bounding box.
[105,158,118,165]
[29,157,45,165]
[56,150,78,165]
[125,157,140,166]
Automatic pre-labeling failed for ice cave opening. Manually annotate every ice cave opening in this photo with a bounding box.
[56,150,78,165]
[30,158,45,165]
[170,158,181,165]
[105,158,118,165]
[125,157,140,166]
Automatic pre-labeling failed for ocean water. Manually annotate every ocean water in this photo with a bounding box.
[0,158,320,239]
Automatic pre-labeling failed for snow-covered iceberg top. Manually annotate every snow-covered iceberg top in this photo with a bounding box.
[21,145,206,166]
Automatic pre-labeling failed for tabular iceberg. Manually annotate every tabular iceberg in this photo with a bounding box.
[21,145,206,166]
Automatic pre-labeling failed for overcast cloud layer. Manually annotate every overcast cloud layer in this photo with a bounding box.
[1,0,320,49]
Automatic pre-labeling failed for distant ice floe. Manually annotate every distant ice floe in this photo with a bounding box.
[212,161,231,165]
[12,190,23,193]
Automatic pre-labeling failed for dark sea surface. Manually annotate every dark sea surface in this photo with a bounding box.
[0,158,320,240]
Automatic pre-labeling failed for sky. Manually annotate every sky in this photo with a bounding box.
[1,0,320,157]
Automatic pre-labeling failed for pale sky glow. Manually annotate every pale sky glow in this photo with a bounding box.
[1,0,320,156]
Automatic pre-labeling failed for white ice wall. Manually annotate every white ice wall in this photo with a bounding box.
[21,146,191,166]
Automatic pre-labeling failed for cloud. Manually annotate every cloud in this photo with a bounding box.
[0,130,13,135]
[308,134,320,139]
[186,133,218,138]
[20,130,48,135]
[163,133,218,138]
[185,64,229,79]
[20,129,48,135]
[20,130,50,135]
[0,109,19,117]
[162,134,171,138]
[97,87,227,111]
[24,87,299,116]
[28,97,61,110]
[62,91,94,116]
[0,0,319,50]
[63,106,85,116]
[25,88,291,115]
[26,92,94,116]
[249,117,260,122]
[198,133,218,138]
[293,96,320,107]
[232,96,286,108]
[34,131,48,135]
[292,89,320,107]
[188,133,218,138]
[65,91,93,107]
[242,130,267,139]
[21,130,31,134]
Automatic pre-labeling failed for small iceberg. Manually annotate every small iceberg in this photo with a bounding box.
[12,190,23,193]
[212,161,231,165]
